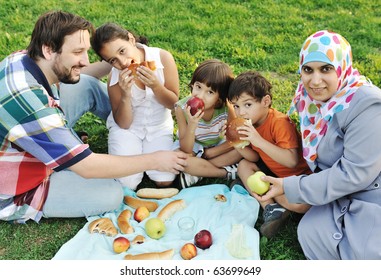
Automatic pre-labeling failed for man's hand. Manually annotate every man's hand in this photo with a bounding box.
[153,150,188,174]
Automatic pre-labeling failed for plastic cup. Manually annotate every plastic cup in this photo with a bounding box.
[177,216,195,240]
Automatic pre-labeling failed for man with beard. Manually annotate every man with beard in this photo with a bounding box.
[0,10,187,224]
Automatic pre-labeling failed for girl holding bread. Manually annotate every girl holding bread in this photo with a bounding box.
[91,23,180,190]
[174,59,244,188]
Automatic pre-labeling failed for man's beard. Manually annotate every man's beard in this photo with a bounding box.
[52,58,81,84]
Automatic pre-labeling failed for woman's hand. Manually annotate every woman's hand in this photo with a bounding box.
[251,175,285,202]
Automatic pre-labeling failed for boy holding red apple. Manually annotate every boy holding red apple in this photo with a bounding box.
[227,71,311,239]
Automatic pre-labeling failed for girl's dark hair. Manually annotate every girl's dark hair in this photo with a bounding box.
[27,10,94,60]
[91,22,148,60]
[228,71,272,104]
[189,59,234,106]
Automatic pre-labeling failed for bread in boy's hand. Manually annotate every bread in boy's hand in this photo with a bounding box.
[226,117,251,149]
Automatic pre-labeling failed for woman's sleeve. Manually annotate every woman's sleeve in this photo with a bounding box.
[284,89,381,205]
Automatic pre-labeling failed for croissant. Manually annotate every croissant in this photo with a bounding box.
[88,218,118,237]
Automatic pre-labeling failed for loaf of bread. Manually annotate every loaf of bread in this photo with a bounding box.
[157,199,186,222]
[124,196,159,212]
[117,209,134,234]
[136,188,179,199]
[124,249,174,260]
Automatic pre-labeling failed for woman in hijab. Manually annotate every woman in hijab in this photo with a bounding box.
[254,30,381,259]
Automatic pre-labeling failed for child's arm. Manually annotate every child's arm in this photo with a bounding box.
[138,49,179,109]
[175,104,203,155]
[108,70,134,129]
[81,61,112,79]
[235,145,260,162]
[239,122,299,168]
[202,141,234,159]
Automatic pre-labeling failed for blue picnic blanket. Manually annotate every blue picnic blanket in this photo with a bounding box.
[53,183,260,260]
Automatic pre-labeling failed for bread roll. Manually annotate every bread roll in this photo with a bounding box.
[226,117,251,149]
[117,209,134,234]
[214,194,227,202]
[136,188,179,199]
[124,249,174,260]
[128,60,156,76]
[157,199,186,222]
[124,196,159,212]
[131,235,146,245]
[88,218,118,237]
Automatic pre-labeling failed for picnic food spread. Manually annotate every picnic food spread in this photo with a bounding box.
[84,185,257,260]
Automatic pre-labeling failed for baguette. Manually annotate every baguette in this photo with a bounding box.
[124,249,174,260]
[157,199,186,222]
[88,218,118,237]
[124,196,159,212]
[117,209,134,234]
[136,188,179,199]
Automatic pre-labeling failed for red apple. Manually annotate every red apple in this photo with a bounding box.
[186,97,204,116]
[113,236,130,254]
[194,229,213,249]
[180,243,197,260]
[134,206,150,222]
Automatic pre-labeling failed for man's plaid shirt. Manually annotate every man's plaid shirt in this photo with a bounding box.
[0,51,91,223]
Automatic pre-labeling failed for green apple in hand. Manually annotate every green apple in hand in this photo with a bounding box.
[246,171,270,195]
[145,218,166,239]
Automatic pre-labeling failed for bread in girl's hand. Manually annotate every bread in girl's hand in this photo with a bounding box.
[88,218,118,236]
[117,209,134,234]
[136,188,179,199]
[157,199,186,222]
[124,249,174,260]
[128,60,156,76]
[123,196,159,212]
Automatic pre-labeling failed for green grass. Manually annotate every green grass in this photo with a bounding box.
[0,0,380,260]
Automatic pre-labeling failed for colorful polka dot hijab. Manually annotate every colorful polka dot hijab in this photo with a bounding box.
[288,30,371,167]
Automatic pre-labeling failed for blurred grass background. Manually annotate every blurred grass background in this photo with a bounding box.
[0,0,380,259]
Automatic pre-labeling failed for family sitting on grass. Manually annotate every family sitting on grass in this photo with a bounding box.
[1,11,381,260]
